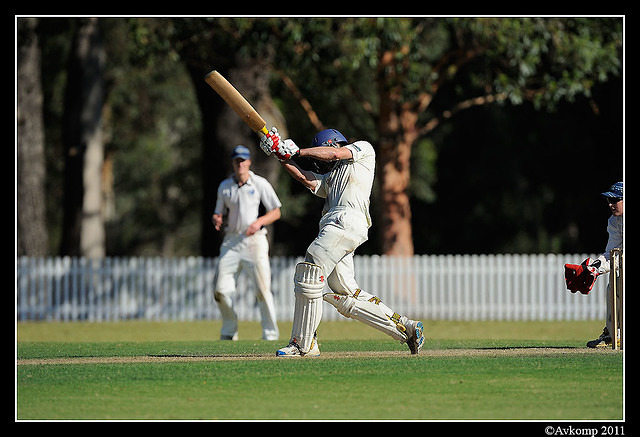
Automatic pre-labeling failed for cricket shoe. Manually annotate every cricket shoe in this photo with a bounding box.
[586,327,612,348]
[276,334,320,358]
[399,319,425,355]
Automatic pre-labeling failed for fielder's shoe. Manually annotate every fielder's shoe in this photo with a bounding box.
[399,319,425,355]
[276,333,320,358]
[220,333,239,341]
[586,327,611,348]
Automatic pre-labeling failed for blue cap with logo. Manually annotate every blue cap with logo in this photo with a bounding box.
[601,182,623,199]
[231,145,251,160]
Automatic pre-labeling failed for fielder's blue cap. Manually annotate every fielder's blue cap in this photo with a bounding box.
[231,145,251,160]
[601,181,623,199]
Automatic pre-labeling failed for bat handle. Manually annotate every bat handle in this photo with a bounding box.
[259,126,269,136]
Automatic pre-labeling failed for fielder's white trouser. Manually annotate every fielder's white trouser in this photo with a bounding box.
[289,208,408,353]
[214,230,279,340]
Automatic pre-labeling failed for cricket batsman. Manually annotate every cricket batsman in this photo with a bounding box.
[259,127,425,357]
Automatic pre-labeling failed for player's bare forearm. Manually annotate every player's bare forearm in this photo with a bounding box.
[246,208,281,236]
[299,146,352,161]
[259,207,281,227]
[280,146,352,190]
[281,160,318,191]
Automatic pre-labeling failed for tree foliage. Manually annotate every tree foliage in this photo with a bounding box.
[264,17,622,254]
[24,17,623,257]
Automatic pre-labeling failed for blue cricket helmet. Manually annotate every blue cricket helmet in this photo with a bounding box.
[291,129,349,174]
[312,129,348,148]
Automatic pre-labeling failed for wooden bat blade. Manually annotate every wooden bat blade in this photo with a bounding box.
[204,70,268,135]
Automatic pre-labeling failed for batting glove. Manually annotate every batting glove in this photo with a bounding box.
[275,139,300,162]
[259,127,281,156]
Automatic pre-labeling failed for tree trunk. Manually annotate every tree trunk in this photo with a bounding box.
[60,18,106,258]
[190,58,285,257]
[187,64,225,257]
[378,93,417,256]
[17,17,49,256]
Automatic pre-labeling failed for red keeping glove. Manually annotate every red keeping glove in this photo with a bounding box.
[564,258,598,295]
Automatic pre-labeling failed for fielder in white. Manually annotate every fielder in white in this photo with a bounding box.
[212,145,282,341]
[259,128,425,357]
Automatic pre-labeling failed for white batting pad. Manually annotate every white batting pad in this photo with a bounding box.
[290,262,325,353]
[291,293,323,353]
[294,262,326,298]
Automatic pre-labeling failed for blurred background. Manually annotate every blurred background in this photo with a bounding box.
[17,17,624,260]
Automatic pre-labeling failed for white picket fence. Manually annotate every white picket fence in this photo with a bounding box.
[16,254,608,322]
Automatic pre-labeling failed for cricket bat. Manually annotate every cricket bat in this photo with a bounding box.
[204,70,269,136]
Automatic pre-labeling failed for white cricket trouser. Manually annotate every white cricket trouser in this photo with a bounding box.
[214,230,279,340]
[289,207,405,351]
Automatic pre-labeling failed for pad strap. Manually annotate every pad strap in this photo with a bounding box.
[324,292,408,342]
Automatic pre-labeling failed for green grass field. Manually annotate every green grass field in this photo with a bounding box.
[16,320,624,422]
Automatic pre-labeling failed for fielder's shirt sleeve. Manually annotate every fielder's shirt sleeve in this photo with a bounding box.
[603,215,623,261]
[214,183,226,216]
[253,174,282,212]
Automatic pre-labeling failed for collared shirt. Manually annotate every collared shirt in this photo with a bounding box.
[603,214,623,260]
[214,171,282,234]
[592,214,624,274]
[309,141,375,228]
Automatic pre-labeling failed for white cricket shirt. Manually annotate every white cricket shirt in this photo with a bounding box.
[310,141,375,228]
[214,171,282,234]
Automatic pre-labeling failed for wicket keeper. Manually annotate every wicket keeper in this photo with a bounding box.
[565,182,623,348]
